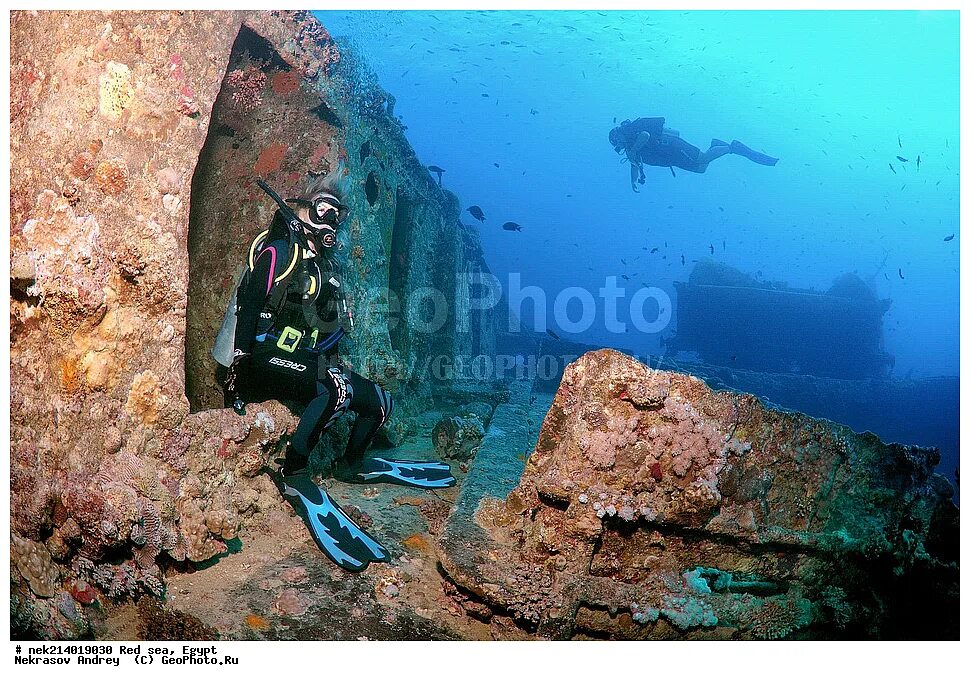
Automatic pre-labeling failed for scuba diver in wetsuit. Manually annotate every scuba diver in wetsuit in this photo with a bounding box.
[216,172,455,572]
[609,117,779,191]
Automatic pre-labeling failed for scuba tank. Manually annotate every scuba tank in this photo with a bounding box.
[211,263,249,368]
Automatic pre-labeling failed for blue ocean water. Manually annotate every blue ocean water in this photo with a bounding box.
[315,10,959,381]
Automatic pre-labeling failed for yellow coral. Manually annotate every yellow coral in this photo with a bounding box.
[125,370,165,425]
[98,61,133,120]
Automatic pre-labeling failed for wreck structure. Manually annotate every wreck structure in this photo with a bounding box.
[672,262,893,379]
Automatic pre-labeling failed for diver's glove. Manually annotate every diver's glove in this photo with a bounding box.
[334,456,456,490]
[267,468,390,572]
[225,352,252,416]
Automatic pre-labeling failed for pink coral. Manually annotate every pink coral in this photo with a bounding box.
[227,67,266,111]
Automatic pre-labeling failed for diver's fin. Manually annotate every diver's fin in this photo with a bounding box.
[710,138,728,147]
[336,456,457,489]
[730,140,779,166]
[269,470,389,572]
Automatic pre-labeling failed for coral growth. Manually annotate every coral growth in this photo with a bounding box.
[12,531,61,598]
[227,66,267,111]
[137,598,219,640]
[432,414,485,461]
[98,61,133,120]
[94,159,129,194]
[440,350,958,639]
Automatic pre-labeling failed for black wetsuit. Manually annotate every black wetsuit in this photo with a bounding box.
[614,117,703,168]
[233,215,392,476]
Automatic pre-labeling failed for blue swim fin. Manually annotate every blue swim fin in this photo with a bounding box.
[270,471,389,572]
[335,456,456,489]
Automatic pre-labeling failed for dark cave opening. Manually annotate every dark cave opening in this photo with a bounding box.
[310,101,343,128]
[365,171,380,206]
[230,24,292,72]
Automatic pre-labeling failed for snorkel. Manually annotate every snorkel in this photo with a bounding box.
[256,178,316,253]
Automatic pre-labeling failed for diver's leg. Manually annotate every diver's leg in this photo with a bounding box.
[343,371,392,460]
[282,360,349,476]
[629,162,640,191]
[729,140,779,166]
[272,361,388,571]
[334,371,455,489]
[696,143,733,165]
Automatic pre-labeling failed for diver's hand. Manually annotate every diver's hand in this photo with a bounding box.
[225,352,252,415]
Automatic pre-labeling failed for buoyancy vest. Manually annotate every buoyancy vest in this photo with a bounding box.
[212,230,349,367]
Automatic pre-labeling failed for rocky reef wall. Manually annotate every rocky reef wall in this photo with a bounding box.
[439,350,958,639]
[10,10,494,638]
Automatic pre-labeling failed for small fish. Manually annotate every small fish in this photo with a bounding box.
[718,206,724,212]
[944,234,955,241]
[427,165,445,186]
[670,166,676,177]
[709,244,715,254]
[681,254,685,265]
[530,108,538,115]
[722,240,726,251]
[896,155,908,163]
[466,205,486,222]
[898,268,904,280]
[493,162,500,168]
[898,134,902,148]
[916,155,921,171]
[650,247,659,253]
[502,221,522,232]
[889,163,896,174]
[621,274,630,280]
[546,329,561,340]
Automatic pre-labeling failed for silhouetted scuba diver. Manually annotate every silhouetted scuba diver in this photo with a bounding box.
[609,117,779,191]
[213,172,455,572]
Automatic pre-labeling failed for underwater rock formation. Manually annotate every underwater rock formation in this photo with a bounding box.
[10,10,495,639]
[440,350,958,639]
[432,413,486,461]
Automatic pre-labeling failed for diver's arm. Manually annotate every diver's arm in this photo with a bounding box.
[630,130,652,158]
[233,240,282,357]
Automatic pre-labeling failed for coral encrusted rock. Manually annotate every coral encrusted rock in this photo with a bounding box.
[441,350,958,640]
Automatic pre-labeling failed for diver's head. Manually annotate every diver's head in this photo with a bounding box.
[287,167,350,252]
[609,127,622,153]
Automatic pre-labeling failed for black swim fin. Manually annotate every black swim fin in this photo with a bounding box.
[269,470,389,572]
[335,456,456,489]
[730,140,779,166]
